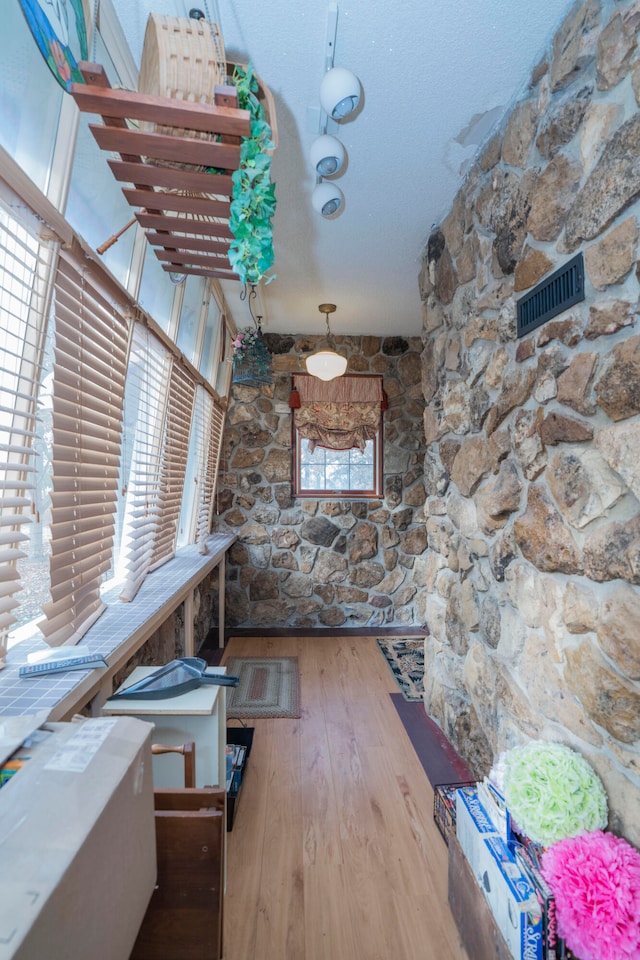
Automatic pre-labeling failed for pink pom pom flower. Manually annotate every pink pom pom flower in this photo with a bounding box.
[541,830,640,960]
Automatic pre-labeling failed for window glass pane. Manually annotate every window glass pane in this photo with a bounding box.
[0,208,53,640]
[326,449,350,465]
[0,3,63,194]
[65,30,137,292]
[177,390,206,548]
[300,465,324,489]
[297,438,377,494]
[138,244,179,334]
[214,320,232,397]
[199,293,222,383]
[176,274,207,365]
[326,463,349,487]
[18,317,54,628]
[349,464,371,490]
[116,325,171,599]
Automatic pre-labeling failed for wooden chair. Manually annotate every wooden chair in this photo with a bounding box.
[131,742,226,960]
[151,741,196,788]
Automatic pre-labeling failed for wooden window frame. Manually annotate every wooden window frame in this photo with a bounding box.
[292,372,384,499]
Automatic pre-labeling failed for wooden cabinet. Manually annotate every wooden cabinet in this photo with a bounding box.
[130,787,226,960]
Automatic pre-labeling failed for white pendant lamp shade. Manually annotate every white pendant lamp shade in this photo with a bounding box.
[305,350,348,381]
[306,303,347,381]
[310,134,345,177]
[320,66,361,120]
[312,181,344,217]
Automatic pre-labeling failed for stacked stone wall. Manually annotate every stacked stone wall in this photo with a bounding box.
[420,0,640,846]
[215,336,427,629]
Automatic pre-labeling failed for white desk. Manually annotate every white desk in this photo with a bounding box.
[103,666,227,789]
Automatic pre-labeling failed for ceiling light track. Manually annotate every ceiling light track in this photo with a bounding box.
[310,2,362,219]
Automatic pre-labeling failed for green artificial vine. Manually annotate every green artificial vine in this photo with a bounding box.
[227,63,277,286]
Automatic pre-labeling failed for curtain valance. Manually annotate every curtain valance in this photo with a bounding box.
[291,374,384,451]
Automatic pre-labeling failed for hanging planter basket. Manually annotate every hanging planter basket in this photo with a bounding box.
[231,328,273,386]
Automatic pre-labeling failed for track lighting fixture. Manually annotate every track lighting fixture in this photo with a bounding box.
[311,181,344,217]
[319,66,361,121]
[310,134,346,177]
[310,4,362,219]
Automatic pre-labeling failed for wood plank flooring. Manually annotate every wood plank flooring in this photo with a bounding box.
[221,635,469,960]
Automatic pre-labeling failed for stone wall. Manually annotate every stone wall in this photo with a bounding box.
[420,0,640,846]
[214,335,427,629]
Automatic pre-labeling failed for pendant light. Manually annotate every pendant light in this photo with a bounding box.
[305,303,348,381]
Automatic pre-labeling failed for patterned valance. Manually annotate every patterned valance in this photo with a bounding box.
[291,374,384,451]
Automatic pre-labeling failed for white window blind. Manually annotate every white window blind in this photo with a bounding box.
[40,250,129,646]
[118,323,171,602]
[194,387,225,554]
[150,360,196,571]
[0,205,51,664]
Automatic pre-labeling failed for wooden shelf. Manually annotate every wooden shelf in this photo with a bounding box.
[70,62,253,280]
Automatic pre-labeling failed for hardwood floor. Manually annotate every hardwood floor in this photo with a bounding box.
[221,635,469,960]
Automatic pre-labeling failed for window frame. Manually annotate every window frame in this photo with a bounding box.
[292,374,384,499]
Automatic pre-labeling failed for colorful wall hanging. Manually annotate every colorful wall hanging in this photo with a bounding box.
[19,0,91,90]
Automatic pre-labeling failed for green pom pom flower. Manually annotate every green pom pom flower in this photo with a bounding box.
[502,741,608,847]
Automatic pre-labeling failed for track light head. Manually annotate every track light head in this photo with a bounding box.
[310,134,346,177]
[312,181,344,217]
[319,66,361,120]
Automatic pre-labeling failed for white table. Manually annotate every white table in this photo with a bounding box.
[103,665,227,789]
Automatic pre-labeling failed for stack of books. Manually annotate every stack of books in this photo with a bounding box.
[225,743,247,794]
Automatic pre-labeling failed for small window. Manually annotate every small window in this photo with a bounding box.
[291,374,384,498]
[294,434,382,498]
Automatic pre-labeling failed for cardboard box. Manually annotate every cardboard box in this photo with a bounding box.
[433,781,475,845]
[476,778,513,845]
[0,715,156,960]
[455,785,500,875]
[475,835,543,960]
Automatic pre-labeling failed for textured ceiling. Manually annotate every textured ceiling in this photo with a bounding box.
[109,0,575,336]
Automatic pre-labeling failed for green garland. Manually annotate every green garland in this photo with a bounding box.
[227,63,277,286]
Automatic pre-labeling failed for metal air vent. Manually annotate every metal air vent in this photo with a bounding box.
[516,253,584,338]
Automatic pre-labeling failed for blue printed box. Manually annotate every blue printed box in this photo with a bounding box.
[455,785,500,876]
[455,788,542,960]
[479,835,543,960]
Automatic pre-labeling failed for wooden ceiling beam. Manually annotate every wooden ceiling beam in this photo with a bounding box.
[136,213,233,239]
[155,250,231,268]
[145,233,230,255]
[72,69,250,138]
[69,63,254,286]
[107,160,233,197]
[161,264,237,280]
[122,189,230,218]
[89,124,241,171]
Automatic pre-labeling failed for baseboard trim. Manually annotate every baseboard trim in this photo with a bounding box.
[220,625,427,640]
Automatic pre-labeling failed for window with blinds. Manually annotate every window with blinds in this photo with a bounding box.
[0,205,52,664]
[39,251,130,646]
[0,207,230,651]
[150,360,196,571]
[118,323,171,603]
[193,386,225,554]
